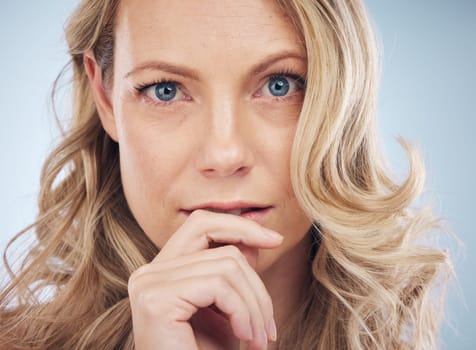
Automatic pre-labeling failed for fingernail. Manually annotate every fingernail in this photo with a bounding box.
[263,228,283,241]
[268,318,277,342]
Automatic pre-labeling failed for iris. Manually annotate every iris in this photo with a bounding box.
[268,76,290,97]
[155,82,177,101]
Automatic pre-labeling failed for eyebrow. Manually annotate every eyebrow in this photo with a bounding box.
[124,61,200,80]
[250,51,306,75]
[123,51,306,80]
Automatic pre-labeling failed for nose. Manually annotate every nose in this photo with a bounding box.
[195,100,254,178]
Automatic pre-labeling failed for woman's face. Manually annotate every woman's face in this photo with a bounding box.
[101,0,312,272]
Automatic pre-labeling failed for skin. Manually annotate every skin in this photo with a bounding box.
[85,0,313,348]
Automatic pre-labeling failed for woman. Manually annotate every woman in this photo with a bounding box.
[0,0,451,349]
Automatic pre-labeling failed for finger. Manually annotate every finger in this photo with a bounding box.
[145,246,275,333]
[129,275,254,344]
[133,246,275,345]
[156,209,283,262]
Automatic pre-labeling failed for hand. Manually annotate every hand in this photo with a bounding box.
[128,209,283,350]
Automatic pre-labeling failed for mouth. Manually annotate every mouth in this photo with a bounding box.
[180,203,273,224]
[203,207,265,215]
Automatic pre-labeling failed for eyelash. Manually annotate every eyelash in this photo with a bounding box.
[133,69,306,107]
[134,79,185,107]
[258,69,306,99]
[271,68,306,86]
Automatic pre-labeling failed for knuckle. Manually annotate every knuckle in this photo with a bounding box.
[222,245,244,260]
[209,274,228,291]
[127,264,152,296]
[221,256,242,275]
[127,279,137,297]
[128,267,143,283]
[132,286,166,318]
[127,274,140,297]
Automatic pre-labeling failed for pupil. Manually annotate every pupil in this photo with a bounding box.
[155,82,177,101]
[269,77,289,97]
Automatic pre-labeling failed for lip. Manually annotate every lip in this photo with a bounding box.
[180,201,273,224]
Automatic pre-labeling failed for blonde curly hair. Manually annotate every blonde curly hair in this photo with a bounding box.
[1,0,451,349]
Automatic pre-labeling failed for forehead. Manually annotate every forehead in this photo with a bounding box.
[114,0,305,72]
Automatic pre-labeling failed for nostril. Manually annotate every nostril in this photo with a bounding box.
[236,166,250,175]
[201,164,251,178]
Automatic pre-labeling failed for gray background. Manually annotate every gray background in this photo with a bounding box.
[1,1,474,348]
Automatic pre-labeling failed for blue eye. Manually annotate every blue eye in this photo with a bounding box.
[155,82,177,101]
[138,80,187,105]
[260,74,304,99]
[268,76,290,97]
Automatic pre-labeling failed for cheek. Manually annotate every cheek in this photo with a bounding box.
[118,128,170,230]
[263,125,296,185]
[119,122,169,190]
[116,99,192,188]
[255,98,301,174]
[115,107,193,239]
[261,121,310,234]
